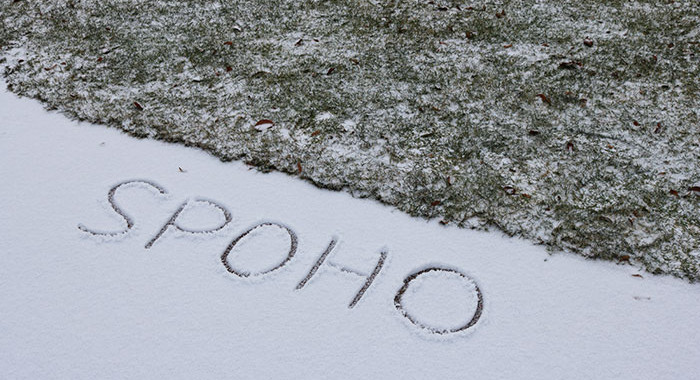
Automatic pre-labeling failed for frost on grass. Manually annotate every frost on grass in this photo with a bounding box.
[1,0,698,280]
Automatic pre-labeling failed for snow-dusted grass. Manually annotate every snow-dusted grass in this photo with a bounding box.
[2,83,700,379]
[1,0,699,280]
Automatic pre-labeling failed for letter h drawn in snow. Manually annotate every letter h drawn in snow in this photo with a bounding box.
[295,238,388,309]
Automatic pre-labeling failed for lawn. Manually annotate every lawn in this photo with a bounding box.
[1,0,699,280]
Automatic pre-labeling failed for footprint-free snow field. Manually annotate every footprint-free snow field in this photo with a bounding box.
[1,85,699,379]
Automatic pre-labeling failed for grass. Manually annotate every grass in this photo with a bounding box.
[1,0,699,280]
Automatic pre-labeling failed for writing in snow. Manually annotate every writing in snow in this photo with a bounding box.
[78,179,484,336]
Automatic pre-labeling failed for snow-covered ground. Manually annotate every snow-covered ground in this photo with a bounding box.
[1,83,699,379]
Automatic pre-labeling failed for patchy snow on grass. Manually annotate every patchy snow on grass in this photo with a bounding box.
[0,0,698,282]
[2,81,700,379]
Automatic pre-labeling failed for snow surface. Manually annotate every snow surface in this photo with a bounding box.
[1,83,700,379]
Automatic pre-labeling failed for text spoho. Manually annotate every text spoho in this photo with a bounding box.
[79,180,484,336]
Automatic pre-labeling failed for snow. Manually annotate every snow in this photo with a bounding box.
[1,83,700,379]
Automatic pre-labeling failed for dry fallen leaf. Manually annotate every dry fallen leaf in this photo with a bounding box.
[254,119,274,132]
[133,101,143,111]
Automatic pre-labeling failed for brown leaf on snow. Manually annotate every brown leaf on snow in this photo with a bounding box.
[670,189,679,196]
[558,61,582,70]
[297,162,303,174]
[223,41,233,46]
[583,38,594,47]
[255,119,274,127]
[311,130,320,137]
[503,44,513,48]
[536,94,551,105]
[430,200,441,206]
[133,101,143,110]
[632,274,643,278]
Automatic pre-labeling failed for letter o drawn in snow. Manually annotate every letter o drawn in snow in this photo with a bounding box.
[394,267,483,335]
[220,223,298,278]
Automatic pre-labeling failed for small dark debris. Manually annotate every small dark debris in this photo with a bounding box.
[536,93,551,105]
[503,186,517,195]
[558,61,582,69]
[255,119,274,127]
